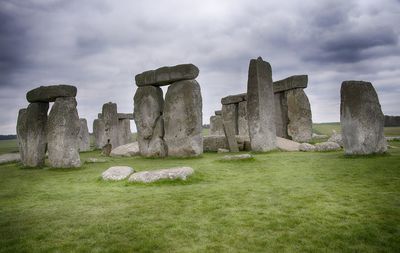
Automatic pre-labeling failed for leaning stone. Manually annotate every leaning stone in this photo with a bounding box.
[247,57,276,151]
[209,115,224,135]
[135,64,199,87]
[26,84,77,103]
[93,119,107,149]
[220,154,253,161]
[0,153,21,164]
[78,118,90,152]
[16,108,28,164]
[117,113,134,120]
[222,104,239,152]
[327,130,343,147]
[315,142,341,152]
[215,110,222,116]
[128,167,194,183]
[102,102,120,149]
[110,142,140,157]
[47,97,81,168]
[286,88,312,142]
[134,86,167,157]
[276,137,300,152]
[299,143,316,152]
[341,81,387,155]
[102,166,134,181]
[164,80,203,157]
[221,93,246,105]
[24,102,49,167]
[273,75,308,93]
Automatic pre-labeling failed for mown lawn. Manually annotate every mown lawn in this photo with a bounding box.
[313,123,400,137]
[1,144,399,252]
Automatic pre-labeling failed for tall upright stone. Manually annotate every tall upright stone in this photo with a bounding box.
[246,57,276,151]
[238,101,249,136]
[286,89,312,142]
[340,81,387,155]
[164,80,203,157]
[209,115,224,135]
[274,92,289,139]
[93,118,106,149]
[16,108,28,164]
[78,118,90,152]
[222,104,239,152]
[23,103,49,167]
[102,102,120,149]
[118,118,132,145]
[134,86,167,157]
[47,97,81,168]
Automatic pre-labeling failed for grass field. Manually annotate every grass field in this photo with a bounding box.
[1,144,400,252]
[313,123,400,137]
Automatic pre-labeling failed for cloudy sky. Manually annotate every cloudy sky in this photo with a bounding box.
[1,0,399,134]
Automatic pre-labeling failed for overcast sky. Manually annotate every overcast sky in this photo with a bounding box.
[1,0,399,134]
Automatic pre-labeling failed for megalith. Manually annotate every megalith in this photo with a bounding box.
[47,97,81,168]
[209,115,224,135]
[340,81,387,155]
[246,57,276,151]
[164,80,203,157]
[118,118,132,145]
[26,85,77,103]
[134,86,167,157]
[16,108,28,164]
[78,118,90,152]
[135,64,199,87]
[238,101,249,136]
[102,102,120,149]
[222,104,239,152]
[93,118,107,149]
[286,89,312,142]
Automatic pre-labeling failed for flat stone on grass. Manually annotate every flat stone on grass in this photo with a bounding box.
[315,142,341,152]
[299,143,316,152]
[220,154,254,161]
[128,167,194,183]
[0,153,21,164]
[85,158,108,163]
[102,166,134,181]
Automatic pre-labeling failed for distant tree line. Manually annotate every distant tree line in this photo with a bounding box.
[0,135,17,140]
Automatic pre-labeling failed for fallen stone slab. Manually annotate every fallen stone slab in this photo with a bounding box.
[299,143,316,152]
[135,64,199,87]
[102,166,134,181]
[273,75,308,93]
[110,142,140,157]
[386,136,400,141]
[26,84,77,103]
[118,113,134,120]
[128,167,194,183]
[327,131,343,147]
[0,153,21,164]
[220,154,254,161]
[218,148,229,153]
[276,137,300,151]
[315,142,341,152]
[221,93,246,105]
[85,158,108,163]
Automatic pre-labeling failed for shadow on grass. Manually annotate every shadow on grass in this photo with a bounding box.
[342,152,391,159]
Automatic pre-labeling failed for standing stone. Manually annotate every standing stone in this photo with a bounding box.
[238,101,249,136]
[222,104,239,152]
[164,80,203,157]
[340,81,387,154]
[134,86,167,157]
[23,103,49,167]
[78,118,90,152]
[209,115,224,135]
[118,118,132,145]
[93,118,106,149]
[102,102,120,149]
[246,57,276,151]
[16,108,28,164]
[47,97,81,168]
[274,92,289,139]
[286,88,312,142]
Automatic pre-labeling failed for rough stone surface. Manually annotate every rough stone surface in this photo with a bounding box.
[78,118,90,152]
[209,115,224,135]
[26,84,77,103]
[299,143,316,152]
[315,142,341,152]
[135,64,199,87]
[238,101,249,136]
[327,130,343,147]
[247,57,276,151]
[110,142,140,157]
[221,93,246,105]
[102,166,134,181]
[93,119,107,149]
[276,137,300,151]
[384,115,400,127]
[312,133,328,139]
[134,86,167,157]
[102,102,120,149]
[286,88,312,142]
[203,135,247,152]
[218,148,229,153]
[221,154,253,161]
[118,119,132,145]
[117,113,134,119]
[274,92,289,139]
[273,75,308,93]
[102,142,112,156]
[16,108,28,164]
[128,167,194,183]
[222,104,239,152]
[340,81,387,155]
[215,110,222,116]
[164,80,203,157]
[0,153,21,164]
[85,158,107,163]
[24,102,49,167]
[47,97,81,168]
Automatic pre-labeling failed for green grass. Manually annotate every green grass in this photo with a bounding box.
[313,123,400,137]
[0,139,19,155]
[1,145,400,252]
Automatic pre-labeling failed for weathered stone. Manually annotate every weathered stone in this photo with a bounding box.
[128,167,194,183]
[215,110,222,116]
[47,97,81,168]
[315,141,341,152]
[110,142,140,157]
[238,101,249,136]
[209,115,224,135]
[164,80,203,157]
[78,118,90,152]
[276,137,300,151]
[0,153,21,164]
[221,93,246,105]
[203,135,246,152]
[118,119,132,145]
[16,108,28,164]
[134,86,167,157]
[247,57,276,151]
[93,119,107,149]
[299,143,316,152]
[274,92,289,139]
[273,75,308,93]
[340,81,387,155]
[327,130,343,147]
[217,148,229,153]
[102,141,112,156]
[98,113,102,119]
[286,88,312,142]
[24,103,49,167]
[222,104,239,152]
[102,102,120,149]
[102,166,134,181]
[118,113,134,120]
[221,154,253,161]
[26,84,77,103]
[85,157,107,163]
[135,64,199,87]
[312,133,328,139]
[384,115,400,127]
